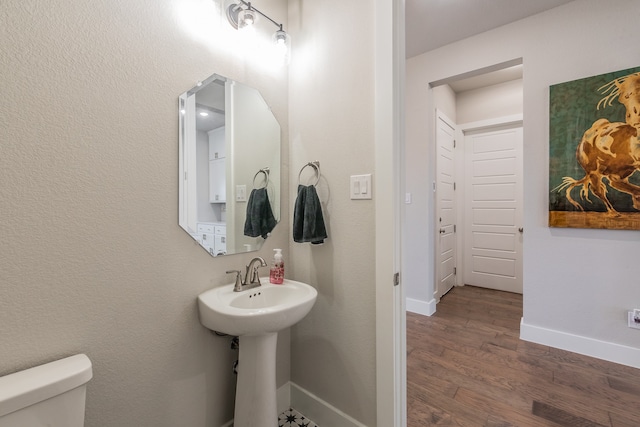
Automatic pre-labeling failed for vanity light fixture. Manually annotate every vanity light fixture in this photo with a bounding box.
[226,1,290,50]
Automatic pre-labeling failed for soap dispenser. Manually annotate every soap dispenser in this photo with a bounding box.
[269,249,284,284]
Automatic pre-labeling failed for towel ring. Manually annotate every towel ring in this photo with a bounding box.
[252,167,270,189]
[298,161,321,187]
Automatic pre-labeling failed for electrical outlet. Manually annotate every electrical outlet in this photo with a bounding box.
[627,310,640,330]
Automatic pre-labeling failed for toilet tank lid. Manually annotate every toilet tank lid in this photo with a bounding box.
[0,354,92,418]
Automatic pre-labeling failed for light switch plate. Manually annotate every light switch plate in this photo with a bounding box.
[236,185,247,202]
[350,174,372,200]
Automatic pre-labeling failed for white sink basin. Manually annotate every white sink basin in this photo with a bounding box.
[198,278,317,336]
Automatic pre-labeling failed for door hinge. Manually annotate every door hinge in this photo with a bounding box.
[453,182,456,191]
[453,139,456,148]
[454,224,456,233]
[393,272,400,287]
[454,267,457,275]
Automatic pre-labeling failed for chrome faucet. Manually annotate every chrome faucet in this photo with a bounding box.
[245,256,268,286]
[226,256,268,292]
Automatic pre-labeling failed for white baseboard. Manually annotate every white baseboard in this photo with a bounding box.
[290,382,367,427]
[520,318,640,369]
[406,297,436,316]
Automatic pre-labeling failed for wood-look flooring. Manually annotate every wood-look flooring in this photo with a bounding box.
[406,285,640,427]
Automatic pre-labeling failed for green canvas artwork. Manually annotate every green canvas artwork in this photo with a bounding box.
[549,66,640,229]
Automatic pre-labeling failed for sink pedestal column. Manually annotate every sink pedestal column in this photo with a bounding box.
[234,332,278,426]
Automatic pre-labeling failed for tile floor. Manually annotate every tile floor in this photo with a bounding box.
[278,408,318,427]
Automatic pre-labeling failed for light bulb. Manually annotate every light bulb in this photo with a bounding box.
[272,29,290,63]
[273,29,290,47]
[238,7,257,29]
[275,31,285,44]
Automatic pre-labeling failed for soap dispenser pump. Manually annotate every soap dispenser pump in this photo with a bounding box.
[269,249,284,284]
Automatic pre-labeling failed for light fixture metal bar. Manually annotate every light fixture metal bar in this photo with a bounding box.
[236,0,285,32]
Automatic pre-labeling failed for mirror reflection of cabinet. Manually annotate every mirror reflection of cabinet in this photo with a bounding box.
[209,159,226,203]
[197,223,227,256]
[208,128,226,203]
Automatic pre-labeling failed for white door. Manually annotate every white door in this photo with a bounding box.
[464,123,523,293]
[436,112,457,300]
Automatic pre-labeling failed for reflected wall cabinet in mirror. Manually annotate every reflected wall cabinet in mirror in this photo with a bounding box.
[179,73,281,256]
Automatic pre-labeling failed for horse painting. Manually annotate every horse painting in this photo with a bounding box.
[549,68,640,229]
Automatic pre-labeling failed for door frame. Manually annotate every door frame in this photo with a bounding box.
[435,110,458,301]
[374,0,405,425]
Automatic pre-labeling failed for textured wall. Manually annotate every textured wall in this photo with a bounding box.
[287,0,377,425]
[406,0,640,358]
[0,0,289,426]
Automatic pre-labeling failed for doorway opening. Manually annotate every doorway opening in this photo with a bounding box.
[406,59,525,426]
[432,59,524,302]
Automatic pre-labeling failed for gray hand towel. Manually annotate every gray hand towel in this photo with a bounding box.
[244,188,277,239]
[293,185,327,244]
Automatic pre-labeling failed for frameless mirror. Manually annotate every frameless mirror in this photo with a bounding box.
[179,73,281,256]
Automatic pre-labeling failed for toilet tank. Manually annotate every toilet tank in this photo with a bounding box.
[0,354,92,427]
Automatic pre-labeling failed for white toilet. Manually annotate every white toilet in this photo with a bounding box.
[0,353,92,427]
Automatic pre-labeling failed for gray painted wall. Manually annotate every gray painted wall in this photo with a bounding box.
[287,0,378,425]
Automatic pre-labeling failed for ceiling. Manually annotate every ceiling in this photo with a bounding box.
[405,0,575,59]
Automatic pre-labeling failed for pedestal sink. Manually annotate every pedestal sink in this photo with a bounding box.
[198,278,317,426]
